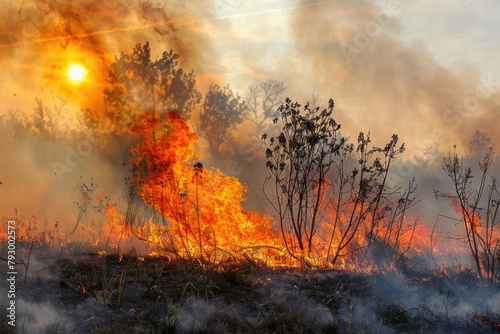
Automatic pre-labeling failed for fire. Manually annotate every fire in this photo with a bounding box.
[122,112,460,269]
[451,198,483,235]
[100,204,130,251]
[0,112,481,272]
[129,112,284,265]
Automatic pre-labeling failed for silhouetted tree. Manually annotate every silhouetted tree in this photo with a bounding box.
[103,42,201,132]
[0,99,81,141]
[437,146,500,282]
[263,98,414,267]
[0,110,30,141]
[469,130,492,157]
[245,79,286,140]
[29,99,72,139]
[199,84,246,155]
[263,98,344,257]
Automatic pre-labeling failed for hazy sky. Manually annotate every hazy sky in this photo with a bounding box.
[1,0,500,225]
[1,0,499,155]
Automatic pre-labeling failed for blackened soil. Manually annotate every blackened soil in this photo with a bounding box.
[0,253,499,333]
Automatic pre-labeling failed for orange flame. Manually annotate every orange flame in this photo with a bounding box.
[0,112,478,272]
[98,204,129,251]
[451,198,483,235]
[129,112,283,264]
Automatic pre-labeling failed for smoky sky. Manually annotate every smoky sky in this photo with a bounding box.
[0,0,221,225]
[289,0,500,155]
[0,0,220,113]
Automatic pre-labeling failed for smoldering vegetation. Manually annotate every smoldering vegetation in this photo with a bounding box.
[0,253,499,333]
[0,1,500,333]
[1,109,499,332]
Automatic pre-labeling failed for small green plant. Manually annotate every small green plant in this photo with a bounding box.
[161,302,180,331]
[144,276,154,289]
[231,265,260,287]
[116,257,131,309]
[235,270,247,285]
[92,288,115,306]
[154,263,164,281]
[90,254,116,306]
[143,262,164,291]
[116,273,126,308]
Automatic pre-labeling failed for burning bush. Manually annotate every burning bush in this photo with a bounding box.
[262,98,418,268]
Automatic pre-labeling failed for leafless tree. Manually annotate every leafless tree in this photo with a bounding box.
[263,98,414,268]
[437,146,500,282]
[263,98,343,258]
[246,79,286,141]
[324,132,410,267]
[469,130,492,157]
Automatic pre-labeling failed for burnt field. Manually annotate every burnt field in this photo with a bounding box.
[2,2,500,333]
[1,104,499,333]
[1,249,499,334]
[1,94,499,333]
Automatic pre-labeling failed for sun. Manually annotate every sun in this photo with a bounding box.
[67,64,87,83]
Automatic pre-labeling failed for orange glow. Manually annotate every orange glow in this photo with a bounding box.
[0,111,471,271]
[67,64,86,83]
[38,45,109,111]
[0,113,480,271]
[450,198,483,236]
[124,112,458,269]
[130,112,285,265]
[100,204,130,251]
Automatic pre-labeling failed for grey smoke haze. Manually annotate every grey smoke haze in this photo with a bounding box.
[289,0,500,155]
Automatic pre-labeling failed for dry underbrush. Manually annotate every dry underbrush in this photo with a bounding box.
[0,252,499,333]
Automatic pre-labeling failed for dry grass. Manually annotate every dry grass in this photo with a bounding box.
[0,251,499,333]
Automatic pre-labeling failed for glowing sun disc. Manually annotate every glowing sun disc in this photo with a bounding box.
[67,64,86,83]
